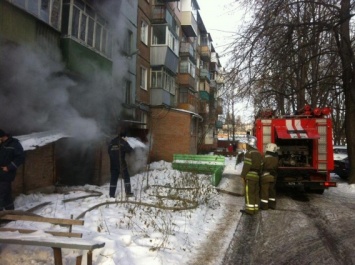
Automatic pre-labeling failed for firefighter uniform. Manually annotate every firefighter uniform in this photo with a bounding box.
[240,145,263,215]
[260,144,279,210]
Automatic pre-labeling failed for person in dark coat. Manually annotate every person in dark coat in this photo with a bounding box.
[0,129,25,211]
[108,131,134,198]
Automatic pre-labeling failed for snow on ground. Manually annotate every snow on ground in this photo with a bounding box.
[0,153,243,265]
[1,132,354,265]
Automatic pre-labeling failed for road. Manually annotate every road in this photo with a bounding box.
[222,176,355,265]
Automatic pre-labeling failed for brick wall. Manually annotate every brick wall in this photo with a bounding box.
[12,144,56,195]
[11,141,111,196]
[150,108,195,162]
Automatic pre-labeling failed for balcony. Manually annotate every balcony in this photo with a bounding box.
[198,45,211,61]
[180,42,196,62]
[151,5,168,23]
[210,61,219,73]
[199,79,211,94]
[178,88,198,112]
[178,73,196,90]
[151,88,175,107]
[199,90,209,101]
[181,11,198,37]
[211,52,219,64]
[151,46,179,73]
[200,68,211,81]
[216,74,224,84]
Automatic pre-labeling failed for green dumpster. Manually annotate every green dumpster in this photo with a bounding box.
[172,154,225,186]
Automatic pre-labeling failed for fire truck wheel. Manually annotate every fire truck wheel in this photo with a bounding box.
[314,189,325,194]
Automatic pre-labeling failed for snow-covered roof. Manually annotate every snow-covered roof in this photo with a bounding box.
[15,131,147,151]
[15,131,69,151]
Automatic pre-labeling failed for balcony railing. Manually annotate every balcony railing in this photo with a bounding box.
[200,68,211,81]
[151,5,167,23]
[151,46,179,73]
[198,45,211,61]
[178,73,196,90]
[181,11,198,37]
[180,42,196,61]
[151,88,176,107]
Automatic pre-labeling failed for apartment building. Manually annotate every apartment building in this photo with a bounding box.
[138,0,224,161]
[0,0,224,194]
[0,0,138,192]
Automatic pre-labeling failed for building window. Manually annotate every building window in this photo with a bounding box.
[179,88,188,103]
[61,0,112,58]
[10,0,61,29]
[152,25,179,55]
[180,58,196,77]
[124,30,133,55]
[141,20,148,45]
[140,66,148,90]
[151,69,175,94]
[152,25,166,45]
[125,80,132,104]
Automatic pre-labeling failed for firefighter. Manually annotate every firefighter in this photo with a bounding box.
[240,137,262,215]
[0,129,25,211]
[260,143,279,210]
[108,131,134,198]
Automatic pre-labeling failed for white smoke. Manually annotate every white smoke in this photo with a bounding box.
[0,0,138,142]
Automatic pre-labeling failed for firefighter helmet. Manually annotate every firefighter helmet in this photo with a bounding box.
[265,143,278,153]
[247,136,257,148]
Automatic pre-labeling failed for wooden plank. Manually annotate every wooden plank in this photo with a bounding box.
[52,247,63,265]
[0,215,84,226]
[87,251,93,265]
[0,237,105,251]
[0,228,82,238]
[76,255,83,265]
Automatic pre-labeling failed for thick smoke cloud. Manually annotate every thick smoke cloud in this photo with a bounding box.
[0,0,133,140]
[0,42,105,140]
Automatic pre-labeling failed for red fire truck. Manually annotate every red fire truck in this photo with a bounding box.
[254,105,337,193]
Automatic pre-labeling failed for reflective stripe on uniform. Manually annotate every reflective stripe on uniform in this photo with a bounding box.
[269,198,276,201]
[246,171,259,180]
[261,199,268,203]
[244,157,252,165]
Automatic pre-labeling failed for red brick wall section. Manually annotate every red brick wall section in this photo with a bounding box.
[12,144,56,195]
[11,141,112,197]
[150,108,194,162]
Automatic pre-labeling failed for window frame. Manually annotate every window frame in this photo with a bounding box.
[140,20,149,45]
[140,66,148,90]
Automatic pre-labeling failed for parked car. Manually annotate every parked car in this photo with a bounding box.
[333,157,349,180]
[333,145,348,161]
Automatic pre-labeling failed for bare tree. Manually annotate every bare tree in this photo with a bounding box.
[226,0,355,183]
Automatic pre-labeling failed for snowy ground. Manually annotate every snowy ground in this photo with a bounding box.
[0,155,243,265]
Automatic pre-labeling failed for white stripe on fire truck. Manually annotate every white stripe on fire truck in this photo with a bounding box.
[294,119,308,138]
[286,120,298,138]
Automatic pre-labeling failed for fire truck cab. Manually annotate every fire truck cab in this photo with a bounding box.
[254,106,337,193]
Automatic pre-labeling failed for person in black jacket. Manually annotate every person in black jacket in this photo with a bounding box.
[0,129,25,211]
[108,131,134,198]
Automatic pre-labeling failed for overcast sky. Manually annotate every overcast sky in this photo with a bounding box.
[198,0,245,66]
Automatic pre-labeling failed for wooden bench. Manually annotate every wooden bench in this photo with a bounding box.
[0,213,105,265]
[172,154,225,186]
